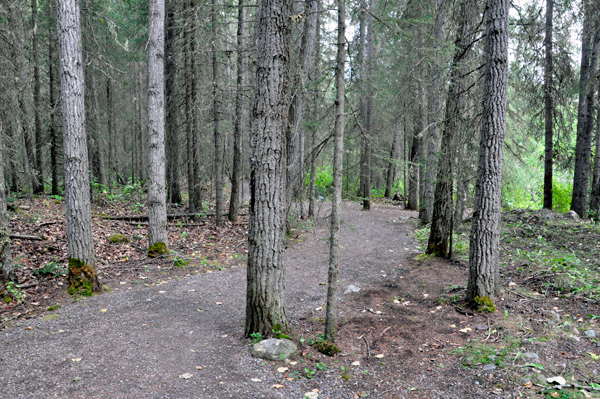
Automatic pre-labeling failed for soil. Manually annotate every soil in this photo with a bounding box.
[1,198,600,398]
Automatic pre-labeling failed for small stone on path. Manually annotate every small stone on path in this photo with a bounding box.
[482,364,496,371]
[523,352,539,361]
[344,285,360,294]
[584,330,596,338]
[251,339,297,361]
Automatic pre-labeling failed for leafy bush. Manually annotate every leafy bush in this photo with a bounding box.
[305,166,333,198]
[552,179,572,213]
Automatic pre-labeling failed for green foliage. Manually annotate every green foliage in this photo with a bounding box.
[33,259,65,277]
[471,295,496,313]
[305,166,333,198]
[249,332,263,345]
[108,233,129,244]
[314,340,340,356]
[551,179,572,213]
[451,338,521,368]
[47,305,62,311]
[148,242,169,258]
[4,282,24,303]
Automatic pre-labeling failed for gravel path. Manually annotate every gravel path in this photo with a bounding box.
[0,202,417,398]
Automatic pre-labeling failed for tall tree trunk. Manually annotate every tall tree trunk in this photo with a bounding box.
[0,120,14,283]
[590,101,600,215]
[406,83,424,211]
[229,0,247,221]
[384,125,400,198]
[49,21,60,195]
[419,0,446,224]
[165,0,182,204]
[427,0,476,257]
[89,73,107,187]
[324,0,345,342]
[245,0,292,337]
[31,0,44,194]
[107,79,115,187]
[56,0,101,294]
[307,0,322,219]
[212,0,224,227]
[466,0,509,302]
[147,0,169,256]
[543,0,554,209]
[571,0,596,218]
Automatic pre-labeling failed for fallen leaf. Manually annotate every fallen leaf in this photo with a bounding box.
[179,373,193,379]
[99,309,107,313]
[312,389,319,393]
[459,328,472,333]
[523,381,533,388]
[375,310,382,314]
[26,327,33,330]
[547,376,566,385]
[58,330,64,333]
[120,282,126,285]
[393,299,401,304]
[549,393,559,398]
[195,366,202,370]
[423,294,429,298]
[221,334,228,338]
[188,289,196,292]
[277,367,289,373]
[197,308,203,312]
[351,361,360,366]
[523,363,544,370]
[289,361,298,365]
[589,353,600,361]
[286,377,294,381]
[215,302,223,305]
[251,378,261,382]
[450,324,456,328]
[304,392,318,399]
[158,291,166,293]
[315,307,322,311]
[271,384,284,388]
[71,358,82,362]
[436,306,442,310]
[374,354,384,359]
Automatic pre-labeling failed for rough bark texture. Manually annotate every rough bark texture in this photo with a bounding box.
[307,0,322,219]
[212,0,224,227]
[185,0,200,213]
[229,0,247,222]
[56,0,101,294]
[384,126,400,199]
[427,0,475,258]
[406,84,423,211]
[49,22,60,195]
[165,0,182,205]
[466,0,509,302]
[245,0,292,337]
[419,0,446,224]
[147,0,169,253]
[0,121,14,283]
[324,0,345,342]
[31,0,44,194]
[591,101,600,215]
[571,0,595,218]
[543,0,554,210]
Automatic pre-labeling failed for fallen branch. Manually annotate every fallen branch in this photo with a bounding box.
[95,212,247,221]
[9,234,43,241]
[362,336,371,359]
[32,221,62,232]
[127,222,207,227]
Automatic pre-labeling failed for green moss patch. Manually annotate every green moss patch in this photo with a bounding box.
[108,233,129,244]
[148,242,169,258]
[471,295,496,313]
[314,340,340,356]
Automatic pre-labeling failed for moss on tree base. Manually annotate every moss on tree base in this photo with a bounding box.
[148,242,169,258]
[67,258,101,296]
[314,340,341,356]
[470,295,496,313]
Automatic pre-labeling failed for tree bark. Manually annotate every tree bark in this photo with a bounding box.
[590,100,600,215]
[324,0,345,342]
[147,0,169,255]
[229,0,248,222]
[543,0,554,210]
[571,0,596,218]
[31,0,44,194]
[245,0,292,337]
[466,0,509,302]
[212,0,224,227]
[185,0,199,212]
[56,0,101,294]
[49,20,60,195]
[307,0,322,219]
[384,125,400,198]
[406,83,424,211]
[427,0,476,257]
[0,120,14,283]
[165,0,182,205]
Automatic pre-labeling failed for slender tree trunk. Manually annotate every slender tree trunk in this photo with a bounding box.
[427,0,476,257]
[0,120,14,283]
[165,0,182,204]
[590,101,600,215]
[185,0,198,212]
[571,0,596,218]
[419,0,446,224]
[31,0,44,193]
[307,0,322,219]
[229,0,247,221]
[324,0,345,342]
[543,0,554,209]
[466,0,509,303]
[90,73,107,187]
[49,22,60,195]
[212,0,224,227]
[56,0,101,294]
[147,0,169,256]
[384,126,400,198]
[107,79,115,187]
[407,84,423,211]
[245,0,292,337]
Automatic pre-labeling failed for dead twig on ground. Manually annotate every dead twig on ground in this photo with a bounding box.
[363,335,371,359]
[9,234,43,241]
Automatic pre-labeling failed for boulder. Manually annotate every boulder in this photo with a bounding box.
[563,210,580,222]
[251,338,297,361]
[344,285,361,294]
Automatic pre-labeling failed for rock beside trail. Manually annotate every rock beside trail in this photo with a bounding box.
[563,210,580,222]
[523,352,539,361]
[251,339,297,361]
[344,285,361,294]
[585,330,596,338]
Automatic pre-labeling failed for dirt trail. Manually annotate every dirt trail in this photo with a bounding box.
[0,202,479,399]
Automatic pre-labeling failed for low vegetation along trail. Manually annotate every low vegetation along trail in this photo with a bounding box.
[2,202,599,398]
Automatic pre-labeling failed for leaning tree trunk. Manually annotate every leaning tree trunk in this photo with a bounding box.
[229,0,248,222]
[324,0,345,342]
[31,0,44,194]
[571,0,596,218]
[165,0,182,205]
[245,0,292,338]
[543,0,554,210]
[0,120,14,283]
[427,0,476,258]
[147,0,169,257]
[56,0,101,295]
[212,0,224,227]
[466,0,509,303]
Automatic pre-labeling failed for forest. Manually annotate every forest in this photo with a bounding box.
[1,0,600,397]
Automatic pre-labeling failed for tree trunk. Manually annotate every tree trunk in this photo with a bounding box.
[324,0,345,342]
[427,0,476,257]
[543,0,554,210]
[56,0,101,294]
[406,83,424,211]
[571,0,596,218]
[31,0,44,194]
[245,0,292,337]
[419,0,446,225]
[307,0,322,219]
[590,100,600,215]
[229,0,247,221]
[212,0,224,227]
[185,0,197,212]
[466,0,509,303]
[89,73,107,187]
[49,21,60,195]
[165,0,182,205]
[147,0,169,256]
[0,120,14,283]
[384,125,400,198]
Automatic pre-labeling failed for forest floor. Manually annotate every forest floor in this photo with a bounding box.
[1,195,600,398]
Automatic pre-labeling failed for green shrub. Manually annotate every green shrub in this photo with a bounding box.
[552,178,572,213]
